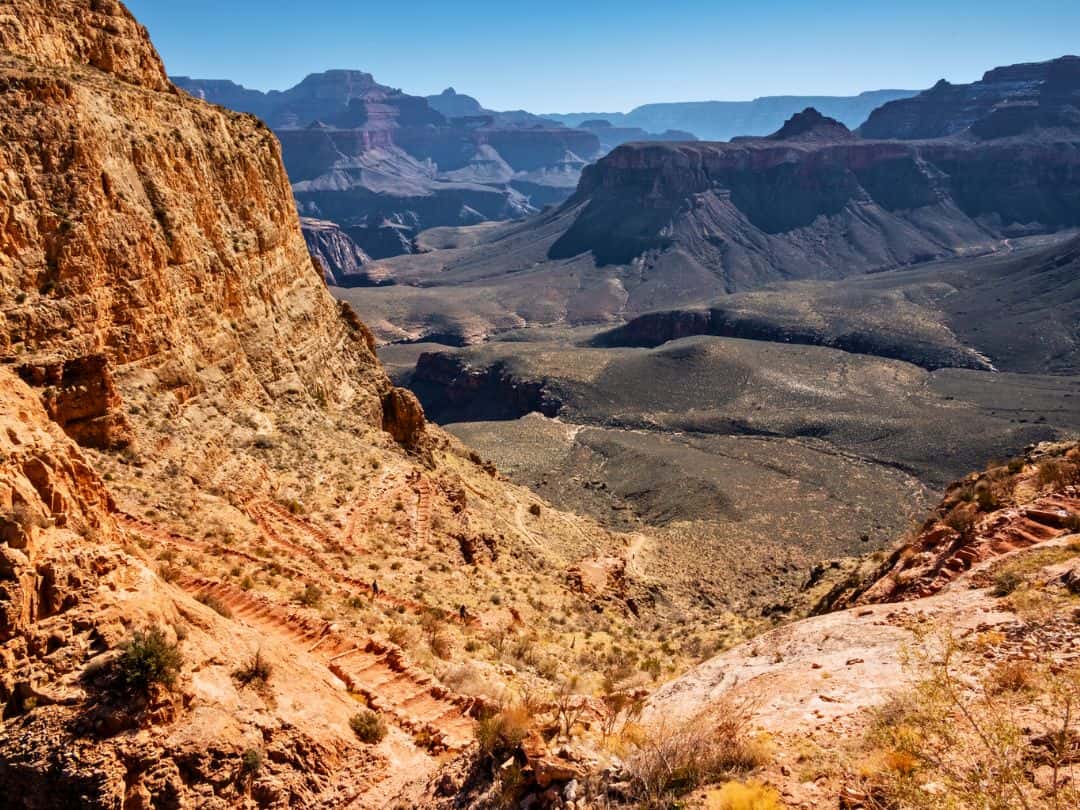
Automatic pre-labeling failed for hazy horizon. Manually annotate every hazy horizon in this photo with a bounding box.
[126,0,1078,113]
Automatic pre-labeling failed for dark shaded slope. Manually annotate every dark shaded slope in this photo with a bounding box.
[860,55,1080,139]
[593,233,1080,374]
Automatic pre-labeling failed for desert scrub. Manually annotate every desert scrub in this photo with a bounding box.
[297,583,323,607]
[992,569,1024,597]
[233,651,273,688]
[115,627,182,692]
[350,709,387,744]
[241,748,263,775]
[196,592,232,618]
[991,543,1080,601]
[476,704,532,758]
[624,700,770,808]
[1037,457,1079,489]
[943,505,975,536]
[857,634,1080,810]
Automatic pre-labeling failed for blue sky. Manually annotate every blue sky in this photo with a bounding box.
[127,0,1080,112]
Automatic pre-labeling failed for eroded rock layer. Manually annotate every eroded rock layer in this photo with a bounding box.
[0,0,421,453]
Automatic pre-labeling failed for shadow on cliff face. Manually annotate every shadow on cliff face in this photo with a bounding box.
[410,352,562,424]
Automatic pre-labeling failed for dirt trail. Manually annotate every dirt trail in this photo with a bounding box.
[413,475,434,548]
[340,470,396,552]
[180,577,479,751]
[244,500,321,559]
[119,510,470,625]
[625,532,649,578]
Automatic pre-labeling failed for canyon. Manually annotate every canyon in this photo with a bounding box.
[341,91,1080,347]
[173,71,604,275]
[1,2,1079,809]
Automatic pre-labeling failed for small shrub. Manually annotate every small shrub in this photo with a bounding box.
[625,702,769,807]
[1007,457,1024,474]
[241,748,262,775]
[640,657,662,680]
[350,709,387,744]
[297,584,323,607]
[943,506,975,536]
[234,651,273,687]
[974,485,999,512]
[528,503,541,517]
[431,633,453,661]
[989,660,1035,693]
[706,780,784,810]
[196,593,233,619]
[387,624,415,648]
[992,569,1024,597]
[115,627,182,692]
[1037,458,1079,489]
[476,704,531,758]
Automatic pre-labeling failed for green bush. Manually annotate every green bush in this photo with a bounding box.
[943,506,975,536]
[234,651,273,687]
[196,593,233,618]
[241,748,262,774]
[350,709,387,744]
[974,486,999,512]
[298,584,323,607]
[116,627,182,692]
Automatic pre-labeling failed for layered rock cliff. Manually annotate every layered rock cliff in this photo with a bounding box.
[860,54,1080,139]
[0,5,662,805]
[0,0,417,458]
[543,88,919,140]
[573,118,698,152]
[551,114,1079,275]
[301,218,375,286]
[174,72,604,270]
[343,93,1079,346]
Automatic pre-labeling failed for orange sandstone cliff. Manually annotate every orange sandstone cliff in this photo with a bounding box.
[0,2,638,806]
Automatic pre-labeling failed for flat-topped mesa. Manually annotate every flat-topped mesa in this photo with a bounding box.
[0,0,170,91]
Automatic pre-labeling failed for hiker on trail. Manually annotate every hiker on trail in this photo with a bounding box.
[371,580,379,596]
[458,604,467,621]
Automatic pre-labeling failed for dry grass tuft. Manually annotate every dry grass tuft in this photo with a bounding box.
[705,780,785,810]
[475,703,532,758]
[624,699,770,808]
[857,635,1080,810]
